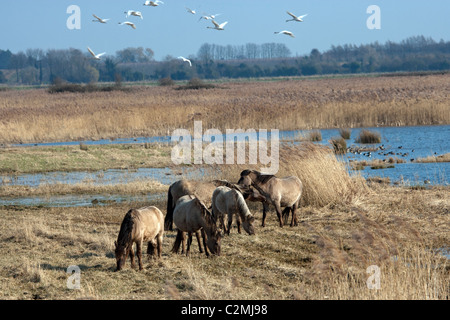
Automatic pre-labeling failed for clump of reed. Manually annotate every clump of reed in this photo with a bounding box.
[339,128,351,139]
[158,77,175,87]
[175,78,216,90]
[329,137,347,154]
[48,78,129,94]
[308,130,322,142]
[355,130,381,144]
[279,143,366,207]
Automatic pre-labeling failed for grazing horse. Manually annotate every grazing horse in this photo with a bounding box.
[165,179,217,231]
[171,195,222,257]
[211,186,256,235]
[237,170,303,227]
[114,206,164,271]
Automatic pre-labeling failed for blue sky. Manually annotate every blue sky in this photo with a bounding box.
[1,0,449,60]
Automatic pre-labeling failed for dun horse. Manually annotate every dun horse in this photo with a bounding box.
[171,195,222,257]
[165,179,217,231]
[237,170,303,227]
[114,206,164,271]
[212,186,256,235]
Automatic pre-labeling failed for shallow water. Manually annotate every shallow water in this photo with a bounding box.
[2,125,448,207]
[0,193,165,208]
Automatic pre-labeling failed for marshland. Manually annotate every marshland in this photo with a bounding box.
[0,74,448,300]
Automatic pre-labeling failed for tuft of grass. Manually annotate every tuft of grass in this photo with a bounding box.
[355,130,381,144]
[79,142,89,151]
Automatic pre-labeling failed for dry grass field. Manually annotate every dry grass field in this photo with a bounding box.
[0,185,448,300]
[0,73,449,144]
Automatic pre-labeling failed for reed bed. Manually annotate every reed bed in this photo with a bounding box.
[414,153,450,163]
[0,74,449,144]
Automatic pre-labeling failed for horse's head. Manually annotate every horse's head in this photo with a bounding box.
[114,240,128,271]
[242,215,256,235]
[237,170,254,187]
[206,230,222,256]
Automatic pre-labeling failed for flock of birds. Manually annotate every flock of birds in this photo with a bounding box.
[87,2,309,67]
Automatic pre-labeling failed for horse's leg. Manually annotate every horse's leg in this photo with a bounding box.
[195,230,203,253]
[262,202,269,227]
[235,213,242,234]
[136,240,144,270]
[274,202,284,227]
[290,201,299,227]
[156,233,163,258]
[147,240,156,257]
[282,207,291,225]
[226,212,233,235]
[219,212,227,234]
[129,245,136,269]
[181,231,186,255]
[201,229,210,257]
[186,232,193,256]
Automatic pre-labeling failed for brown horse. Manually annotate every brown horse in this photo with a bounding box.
[114,206,164,271]
[165,179,217,231]
[171,195,222,257]
[237,170,303,227]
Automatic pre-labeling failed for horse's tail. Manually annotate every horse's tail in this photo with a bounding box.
[171,229,184,254]
[117,209,135,249]
[164,185,174,231]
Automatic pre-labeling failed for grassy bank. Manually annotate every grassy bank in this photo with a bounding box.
[0,184,448,300]
[0,144,173,174]
[0,74,449,144]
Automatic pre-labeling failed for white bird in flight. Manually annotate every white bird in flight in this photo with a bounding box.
[125,10,143,19]
[92,14,110,24]
[87,47,106,60]
[144,1,164,7]
[186,7,196,15]
[207,20,228,31]
[118,21,137,29]
[274,30,295,38]
[178,56,192,67]
[199,13,221,22]
[286,12,308,22]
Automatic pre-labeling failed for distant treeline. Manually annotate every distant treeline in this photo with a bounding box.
[1,35,449,84]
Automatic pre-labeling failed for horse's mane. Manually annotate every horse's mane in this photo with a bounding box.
[192,195,217,227]
[117,209,135,248]
[240,169,275,185]
[232,189,252,220]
